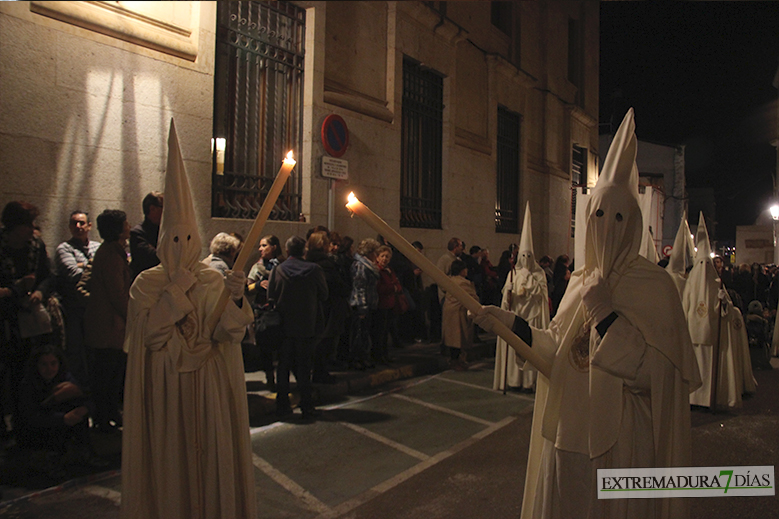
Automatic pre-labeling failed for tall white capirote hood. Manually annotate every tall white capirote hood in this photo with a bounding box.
[666,210,694,275]
[683,211,721,344]
[517,201,540,272]
[584,108,643,279]
[157,119,203,274]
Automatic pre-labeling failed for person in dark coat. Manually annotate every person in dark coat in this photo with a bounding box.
[306,231,351,383]
[84,209,131,433]
[348,238,381,369]
[267,235,328,419]
[373,245,404,364]
[549,254,571,317]
[0,201,55,434]
[332,235,355,364]
[247,234,285,388]
[129,191,163,280]
[16,344,106,477]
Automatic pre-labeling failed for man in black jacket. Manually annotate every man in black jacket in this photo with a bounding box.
[129,191,163,280]
[267,235,328,420]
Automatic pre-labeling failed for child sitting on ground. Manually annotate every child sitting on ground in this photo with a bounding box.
[16,344,107,478]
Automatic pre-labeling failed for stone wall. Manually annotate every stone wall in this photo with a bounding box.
[0,1,599,268]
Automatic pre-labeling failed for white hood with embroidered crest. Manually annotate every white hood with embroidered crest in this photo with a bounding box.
[682,212,722,345]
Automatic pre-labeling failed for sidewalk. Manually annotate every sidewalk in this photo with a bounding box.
[0,335,498,506]
[243,335,497,426]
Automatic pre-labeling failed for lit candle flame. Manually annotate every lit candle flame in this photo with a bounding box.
[284,150,295,164]
[347,192,357,204]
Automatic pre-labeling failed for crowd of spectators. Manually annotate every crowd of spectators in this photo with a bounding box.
[6,192,776,476]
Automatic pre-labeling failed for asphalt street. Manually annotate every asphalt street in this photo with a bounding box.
[1,340,778,518]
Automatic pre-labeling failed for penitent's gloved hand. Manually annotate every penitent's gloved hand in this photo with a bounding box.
[473,305,516,333]
[582,268,614,324]
[171,268,197,293]
[225,269,247,300]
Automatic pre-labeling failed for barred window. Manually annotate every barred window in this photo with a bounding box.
[401,57,443,229]
[212,1,304,220]
[496,106,521,234]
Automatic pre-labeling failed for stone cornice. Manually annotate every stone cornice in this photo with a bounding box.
[30,1,197,61]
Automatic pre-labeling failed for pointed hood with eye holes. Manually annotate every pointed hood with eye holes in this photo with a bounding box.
[666,210,695,296]
[682,212,722,345]
[584,108,642,281]
[157,119,202,274]
[534,110,700,478]
[517,201,541,274]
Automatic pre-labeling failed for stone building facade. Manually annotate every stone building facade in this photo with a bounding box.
[0,1,598,264]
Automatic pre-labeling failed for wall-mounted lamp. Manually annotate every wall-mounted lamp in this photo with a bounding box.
[211,137,226,175]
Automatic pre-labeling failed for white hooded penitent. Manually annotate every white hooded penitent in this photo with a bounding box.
[508,109,700,519]
[121,119,256,519]
[666,210,694,297]
[493,202,550,392]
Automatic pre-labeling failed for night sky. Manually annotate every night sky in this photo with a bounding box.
[600,1,779,242]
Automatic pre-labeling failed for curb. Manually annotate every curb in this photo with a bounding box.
[314,336,497,401]
[0,469,121,509]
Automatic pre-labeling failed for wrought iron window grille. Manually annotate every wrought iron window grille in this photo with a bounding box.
[401,57,443,229]
[212,1,305,221]
[496,106,521,234]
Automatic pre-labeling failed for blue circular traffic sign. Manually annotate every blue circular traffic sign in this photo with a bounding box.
[321,114,349,158]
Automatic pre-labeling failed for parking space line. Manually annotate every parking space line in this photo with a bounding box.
[390,393,495,426]
[435,375,536,401]
[314,416,517,519]
[339,422,430,461]
[81,485,121,506]
[251,453,332,515]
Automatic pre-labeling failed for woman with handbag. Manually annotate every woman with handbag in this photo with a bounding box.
[0,201,55,436]
[247,235,284,390]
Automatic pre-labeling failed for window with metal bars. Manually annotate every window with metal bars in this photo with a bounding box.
[571,144,587,238]
[211,1,304,220]
[400,58,443,229]
[496,106,521,234]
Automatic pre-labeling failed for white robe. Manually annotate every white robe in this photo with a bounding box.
[520,110,699,519]
[121,263,255,519]
[521,258,700,519]
[688,302,756,407]
[493,267,549,390]
[683,260,750,409]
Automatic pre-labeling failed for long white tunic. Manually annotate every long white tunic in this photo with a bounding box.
[522,259,700,519]
[493,267,549,390]
[121,263,255,519]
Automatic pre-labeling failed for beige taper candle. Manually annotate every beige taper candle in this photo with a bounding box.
[206,152,296,331]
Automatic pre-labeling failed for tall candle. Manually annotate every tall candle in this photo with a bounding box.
[345,193,551,378]
[207,151,296,331]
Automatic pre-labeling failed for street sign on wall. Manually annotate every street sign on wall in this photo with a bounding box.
[321,156,348,180]
[321,114,349,157]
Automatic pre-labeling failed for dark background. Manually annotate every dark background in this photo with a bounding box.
[600,1,779,242]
